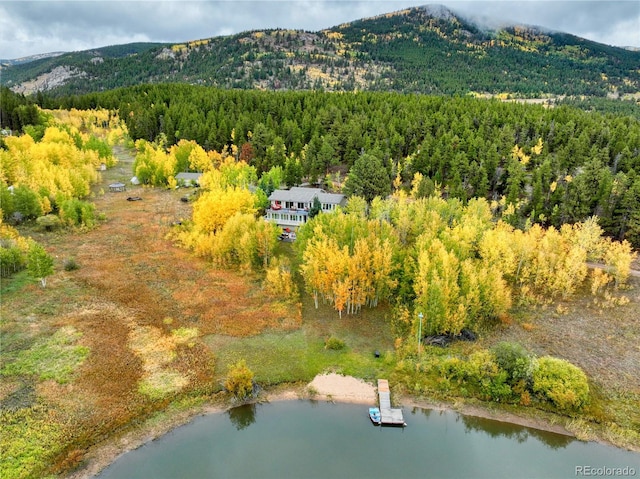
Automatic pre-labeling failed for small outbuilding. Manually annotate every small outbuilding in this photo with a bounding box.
[109,182,126,192]
[175,172,203,187]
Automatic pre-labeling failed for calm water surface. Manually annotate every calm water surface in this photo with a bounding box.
[96,401,640,479]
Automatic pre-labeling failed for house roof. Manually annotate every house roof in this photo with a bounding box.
[176,172,203,181]
[268,187,345,205]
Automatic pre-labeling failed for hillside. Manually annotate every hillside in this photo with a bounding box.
[3,5,639,97]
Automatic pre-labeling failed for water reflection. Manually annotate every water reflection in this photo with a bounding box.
[461,414,572,449]
[410,406,433,419]
[227,403,257,431]
[96,401,640,479]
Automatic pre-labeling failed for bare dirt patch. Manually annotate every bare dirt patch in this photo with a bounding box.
[307,372,377,403]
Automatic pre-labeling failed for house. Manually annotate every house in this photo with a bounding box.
[175,172,203,187]
[265,187,346,228]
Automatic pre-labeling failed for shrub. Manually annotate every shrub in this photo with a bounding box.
[63,258,80,271]
[59,198,95,227]
[437,356,466,381]
[224,360,254,399]
[390,305,413,343]
[36,214,62,231]
[492,341,535,385]
[324,337,346,350]
[532,356,589,411]
[464,350,512,402]
[0,181,15,220]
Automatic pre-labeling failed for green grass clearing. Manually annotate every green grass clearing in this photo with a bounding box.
[1,326,89,384]
[205,328,394,388]
[0,270,33,296]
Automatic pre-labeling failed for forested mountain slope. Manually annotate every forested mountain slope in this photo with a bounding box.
[3,5,639,97]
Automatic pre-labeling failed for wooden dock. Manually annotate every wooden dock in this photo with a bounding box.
[377,379,406,426]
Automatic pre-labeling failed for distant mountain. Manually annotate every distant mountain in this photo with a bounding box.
[0,51,66,67]
[3,5,639,97]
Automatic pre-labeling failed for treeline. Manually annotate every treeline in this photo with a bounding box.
[557,97,640,119]
[0,87,45,133]
[50,85,640,246]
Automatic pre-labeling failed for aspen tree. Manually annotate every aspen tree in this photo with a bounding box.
[192,187,256,234]
[602,238,637,286]
[27,242,54,288]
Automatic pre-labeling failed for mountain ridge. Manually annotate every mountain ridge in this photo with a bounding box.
[3,5,638,97]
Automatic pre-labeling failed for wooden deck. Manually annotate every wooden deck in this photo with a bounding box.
[377,379,406,426]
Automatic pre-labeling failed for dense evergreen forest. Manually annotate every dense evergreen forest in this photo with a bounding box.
[41,84,640,247]
[0,87,44,132]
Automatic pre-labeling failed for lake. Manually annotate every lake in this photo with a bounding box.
[96,401,640,479]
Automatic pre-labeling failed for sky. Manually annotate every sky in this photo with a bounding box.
[1,0,639,60]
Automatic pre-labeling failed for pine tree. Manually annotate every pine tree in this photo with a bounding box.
[343,152,391,202]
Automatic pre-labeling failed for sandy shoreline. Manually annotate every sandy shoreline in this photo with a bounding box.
[72,373,582,478]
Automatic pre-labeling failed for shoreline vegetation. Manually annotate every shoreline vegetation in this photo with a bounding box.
[70,372,592,479]
[1,107,639,479]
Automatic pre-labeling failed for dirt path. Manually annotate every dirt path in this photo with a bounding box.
[587,262,640,278]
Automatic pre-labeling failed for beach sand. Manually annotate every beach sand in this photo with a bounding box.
[306,372,377,403]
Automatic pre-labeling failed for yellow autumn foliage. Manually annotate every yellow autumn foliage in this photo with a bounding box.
[264,257,298,299]
[299,192,634,333]
[0,126,101,212]
[192,187,256,234]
